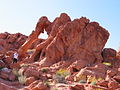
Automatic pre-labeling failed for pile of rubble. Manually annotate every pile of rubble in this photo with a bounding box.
[0,13,120,90]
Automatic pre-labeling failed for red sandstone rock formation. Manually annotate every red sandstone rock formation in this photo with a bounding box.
[17,13,109,68]
[18,13,109,69]
[37,13,109,67]
[1,13,120,90]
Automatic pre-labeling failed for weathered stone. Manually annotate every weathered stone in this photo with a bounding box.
[24,67,40,78]
[67,59,89,74]
[0,33,27,55]
[65,72,78,81]
[0,32,9,39]
[54,83,72,90]
[0,71,9,80]
[25,77,36,86]
[3,56,13,67]
[113,76,120,83]
[0,60,5,68]
[1,68,11,73]
[70,84,85,90]
[0,82,17,90]
[46,74,52,79]
[97,80,108,87]
[102,48,117,63]
[0,53,4,60]
[91,85,108,90]
[8,72,16,81]
[24,80,45,90]
[74,63,108,81]
[0,68,11,80]
[108,79,119,89]
[31,82,48,90]
[107,69,118,77]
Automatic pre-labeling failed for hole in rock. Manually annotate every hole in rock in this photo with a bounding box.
[39,30,48,39]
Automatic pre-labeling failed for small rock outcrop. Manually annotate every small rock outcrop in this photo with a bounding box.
[0,32,27,53]
[102,48,117,62]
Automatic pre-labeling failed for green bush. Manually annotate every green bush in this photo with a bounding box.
[41,67,48,73]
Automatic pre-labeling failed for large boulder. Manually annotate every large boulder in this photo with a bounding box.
[25,77,36,86]
[102,48,117,62]
[24,66,40,78]
[0,83,17,90]
[0,68,11,80]
[74,63,108,81]
[0,60,5,68]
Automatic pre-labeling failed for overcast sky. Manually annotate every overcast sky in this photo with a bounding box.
[0,0,120,50]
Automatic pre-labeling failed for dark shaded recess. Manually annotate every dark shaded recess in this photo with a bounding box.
[34,51,41,61]
[73,67,79,72]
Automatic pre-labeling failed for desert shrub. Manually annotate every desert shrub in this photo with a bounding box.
[74,74,87,82]
[12,68,19,76]
[56,69,70,77]
[18,69,24,76]
[102,62,111,66]
[43,80,51,88]
[18,75,27,85]
[53,69,70,83]
[41,67,48,73]
[75,74,103,85]
[20,63,29,68]
[78,80,87,83]
[90,81,97,85]
[87,76,103,85]
[12,68,27,85]
[53,74,65,83]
